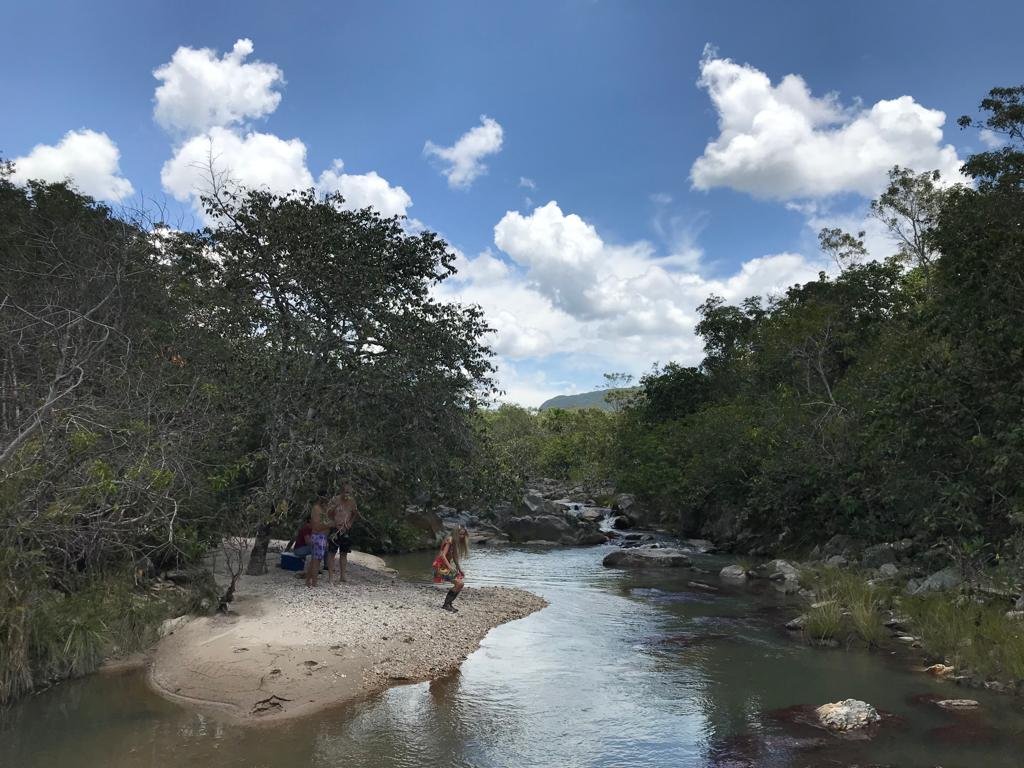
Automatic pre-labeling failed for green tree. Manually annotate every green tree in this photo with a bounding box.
[168,184,495,570]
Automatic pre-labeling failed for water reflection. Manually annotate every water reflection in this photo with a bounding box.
[3,545,1024,767]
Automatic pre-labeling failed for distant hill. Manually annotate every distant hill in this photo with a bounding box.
[539,388,632,411]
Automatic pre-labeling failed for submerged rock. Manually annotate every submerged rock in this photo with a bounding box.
[683,539,714,553]
[785,615,806,631]
[815,699,881,731]
[937,699,981,710]
[602,548,691,569]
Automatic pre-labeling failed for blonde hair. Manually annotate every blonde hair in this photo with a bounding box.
[450,526,470,564]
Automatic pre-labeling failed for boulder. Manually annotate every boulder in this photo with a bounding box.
[720,564,748,582]
[909,566,962,594]
[822,534,862,558]
[403,505,444,547]
[877,563,899,579]
[522,490,546,514]
[925,663,955,677]
[612,493,638,514]
[862,543,897,568]
[785,615,806,631]
[767,559,800,580]
[815,699,881,731]
[611,514,635,530]
[579,507,607,524]
[158,615,191,638]
[504,515,574,544]
[612,493,656,528]
[602,548,691,569]
[490,501,515,523]
[824,555,848,568]
[435,504,459,520]
[576,530,609,546]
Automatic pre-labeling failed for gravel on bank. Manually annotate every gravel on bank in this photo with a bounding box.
[148,551,547,723]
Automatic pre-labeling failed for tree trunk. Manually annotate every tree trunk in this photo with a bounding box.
[245,522,271,575]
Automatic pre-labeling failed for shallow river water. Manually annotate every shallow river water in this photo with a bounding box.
[3,544,1024,767]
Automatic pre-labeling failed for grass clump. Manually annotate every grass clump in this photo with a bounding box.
[800,568,890,648]
[803,599,843,642]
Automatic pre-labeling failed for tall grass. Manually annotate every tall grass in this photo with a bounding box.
[902,594,1024,679]
[1,567,191,705]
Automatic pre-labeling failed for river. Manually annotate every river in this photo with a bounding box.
[3,544,1024,767]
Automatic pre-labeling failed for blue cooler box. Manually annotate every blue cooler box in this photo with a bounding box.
[279,552,305,571]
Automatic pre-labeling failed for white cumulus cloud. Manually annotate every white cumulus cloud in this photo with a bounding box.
[161,126,313,208]
[153,38,284,135]
[424,115,504,189]
[154,41,413,223]
[438,200,828,399]
[11,129,134,201]
[691,50,965,199]
[317,160,412,218]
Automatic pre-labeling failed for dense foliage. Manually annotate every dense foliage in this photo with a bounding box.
[610,86,1024,556]
[0,169,493,701]
[472,87,1023,564]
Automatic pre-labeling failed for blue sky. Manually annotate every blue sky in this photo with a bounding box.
[3,1,1022,404]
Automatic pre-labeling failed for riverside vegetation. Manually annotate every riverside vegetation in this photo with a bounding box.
[471,86,1024,691]
[1,85,1022,706]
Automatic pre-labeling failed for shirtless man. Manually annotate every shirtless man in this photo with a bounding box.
[325,483,359,584]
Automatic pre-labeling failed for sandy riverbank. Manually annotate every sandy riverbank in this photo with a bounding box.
[148,549,547,723]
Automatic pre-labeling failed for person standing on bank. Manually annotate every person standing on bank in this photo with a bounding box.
[433,526,469,612]
[305,498,330,588]
[326,483,359,585]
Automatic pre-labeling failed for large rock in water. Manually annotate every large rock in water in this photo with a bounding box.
[815,699,881,731]
[602,548,691,568]
[504,514,574,544]
[720,564,748,581]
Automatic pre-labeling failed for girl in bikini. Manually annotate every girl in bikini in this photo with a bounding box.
[433,526,470,612]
